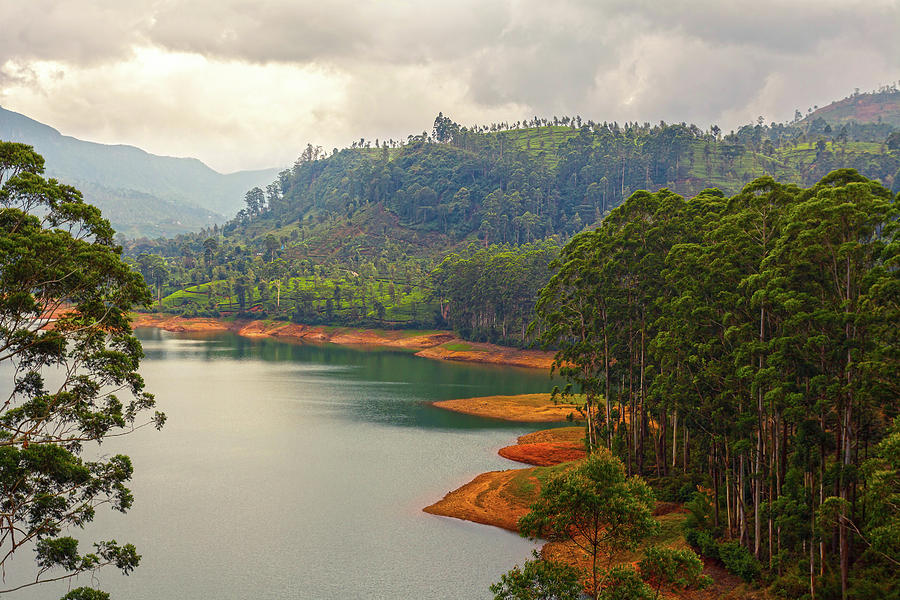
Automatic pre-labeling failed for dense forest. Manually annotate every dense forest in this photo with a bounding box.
[533,169,898,598]
[124,93,900,346]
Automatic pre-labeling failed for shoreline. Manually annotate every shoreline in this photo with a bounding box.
[423,409,750,599]
[130,313,555,370]
[423,426,584,531]
[431,393,583,422]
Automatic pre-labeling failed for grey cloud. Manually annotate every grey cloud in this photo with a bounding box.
[1,0,898,171]
[0,0,153,65]
[146,0,512,66]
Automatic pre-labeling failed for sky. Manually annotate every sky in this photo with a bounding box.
[1,0,898,173]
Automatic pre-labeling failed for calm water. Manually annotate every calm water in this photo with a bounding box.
[5,329,557,599]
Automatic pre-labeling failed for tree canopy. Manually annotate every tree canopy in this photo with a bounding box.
[0,141,164,596]
[532,169,899,597]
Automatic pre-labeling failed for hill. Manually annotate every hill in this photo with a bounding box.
[122,107,900,346]
[803,87,900,127]
[0,106,280,237]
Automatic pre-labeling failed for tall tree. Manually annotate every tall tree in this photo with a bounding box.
[519,451,658,599]
[0,142,165,596]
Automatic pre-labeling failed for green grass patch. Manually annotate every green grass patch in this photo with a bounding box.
[441,341,489,352]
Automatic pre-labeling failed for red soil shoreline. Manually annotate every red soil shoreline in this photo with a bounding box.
[130,313,555,370]
[432,393,583,422]
[423,426,754,599]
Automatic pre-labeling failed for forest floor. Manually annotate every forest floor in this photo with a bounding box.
[425,401,767,599]
[432,393,584,422]
[130,313,555,369]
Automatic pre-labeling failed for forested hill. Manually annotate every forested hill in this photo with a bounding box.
[124,108,900,345]
[0,106,280,237]
[163,108,899,250]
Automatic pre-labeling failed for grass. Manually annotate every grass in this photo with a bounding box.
[504,462,574,505]
[159,272,439,325]
[441,341,489,352]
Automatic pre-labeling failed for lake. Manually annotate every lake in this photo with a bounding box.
[5,329,557,599]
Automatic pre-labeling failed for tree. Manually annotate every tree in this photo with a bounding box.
[136,253,169,303]
[637,546,711,599]
[0,141,164,596]
[244,186,265,215]
[490,551,583,600]
[264,233,280,261]
[518,451,658,599]
[885,131,900,151]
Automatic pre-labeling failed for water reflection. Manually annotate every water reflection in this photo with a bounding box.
[7,328,558,600]
[136,328,557,430]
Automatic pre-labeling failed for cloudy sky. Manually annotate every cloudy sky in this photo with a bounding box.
[1,0,898,173]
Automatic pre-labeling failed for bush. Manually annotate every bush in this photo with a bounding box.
[638,546,712,592]
[677,482,698,502]
[718,541,761,583]
[769,568,811,599]
[599,566,653,600]
[683,491,714,531]
[649,474,702,502]
[685,529,719,560]
[490,551,584,600]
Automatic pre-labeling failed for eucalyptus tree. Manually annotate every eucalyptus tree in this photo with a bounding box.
[534,229,611,451]
[0,142,164,596]
[518,451,658,599]
[761,169,897,598]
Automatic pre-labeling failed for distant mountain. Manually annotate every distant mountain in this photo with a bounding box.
[804,88,900,127]
[0,106,281,238]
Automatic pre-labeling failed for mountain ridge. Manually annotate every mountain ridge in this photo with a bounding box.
[0,105,281,237]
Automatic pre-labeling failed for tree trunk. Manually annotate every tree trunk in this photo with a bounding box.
[604,324,612,449]
[672,409,678,470]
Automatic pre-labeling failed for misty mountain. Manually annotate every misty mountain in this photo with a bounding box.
[0,106,280,238]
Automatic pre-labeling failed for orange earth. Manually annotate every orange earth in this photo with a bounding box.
[424,424,764,599]
[130,313,555,370]
[431,393,583,422]
[498,427,587,466]
[424,427,583,527]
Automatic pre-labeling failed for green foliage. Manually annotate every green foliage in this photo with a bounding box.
[860,418,900,568]
[433,240,559,345]
[717,541,762,583]
[0,141,162,597]
[598,566,653,600]
[519,451,658,599]
[61,588,111,600]
[686,528,760,583]
[683,491,715,533]
[490,551,584,600]
[685,529,720,560]
[123,106,898,346]
[638,546,712,596]
[533,168,898,597]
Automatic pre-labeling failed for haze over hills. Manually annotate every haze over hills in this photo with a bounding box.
[0,106,280,238]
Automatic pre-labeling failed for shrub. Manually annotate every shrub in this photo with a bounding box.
[490,551,584,600]
[718,541,761,583]
[685,529,719,560]
[638,546,712,592]
[599,566,653,600]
